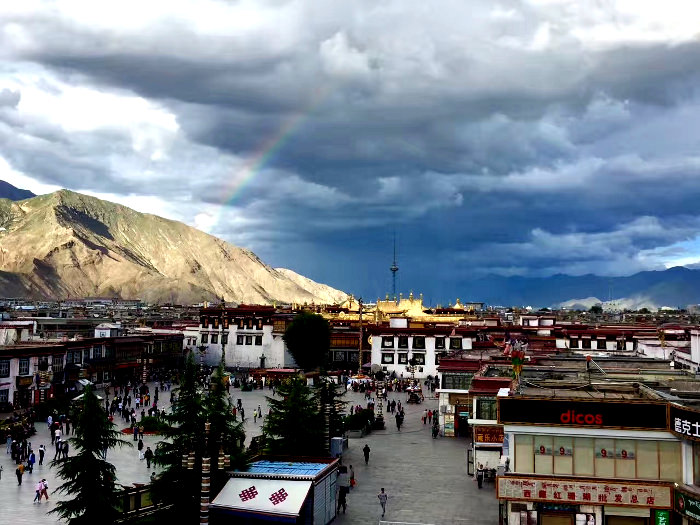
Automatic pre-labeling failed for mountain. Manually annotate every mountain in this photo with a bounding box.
[0,190,348,304]
[460,266,700,309]
[0,180,35,201]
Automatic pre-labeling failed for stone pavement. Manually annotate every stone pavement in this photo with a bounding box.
[0,383,499,524]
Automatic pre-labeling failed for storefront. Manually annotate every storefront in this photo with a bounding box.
[498,475,673,525]
[669,403,700,524]
[498,394,680,525]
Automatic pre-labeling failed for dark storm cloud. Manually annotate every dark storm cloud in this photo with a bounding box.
[2,1,700,301]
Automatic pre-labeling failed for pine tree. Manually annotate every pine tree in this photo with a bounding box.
[262,376,325,456]
[49,385,131,525]
[204,364,247,496]
[151,352,205,521]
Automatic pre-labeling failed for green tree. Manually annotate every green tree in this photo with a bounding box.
[49,385,131,525]
[152,352,205,521]
[589,304,603,315]
[283,311,331,372]
[204,364,247,496]
[262,376,325,456]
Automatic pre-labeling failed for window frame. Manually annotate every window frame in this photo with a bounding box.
[18,357,30,376]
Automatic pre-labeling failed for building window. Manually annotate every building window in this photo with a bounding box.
[515,436,681,482]
[211,334,218,344]
[52,355,64,373]
[382,337,394,348]
[0,388,8,404]
[381,353,394,364]
[582,338,591,349]
[201,333,208,344]
[412,336,425,349]
[19,358,30,376]
[435,337,445,349]
[93,346,102,359]
[236,335,244,345]
[569,338,579,349]
[398,336,408,349]
[255,335,263,346]
[435,352,444,365]
[222,333,228,345]
[256,319,263,330]
[246,336,252,345]
[597,339,607,350]
[443,373,473,390]
[103,370,110,382]
[398,353,408,364]
[238,319,244,329]
[0,359,9,378]
[449,337,462,350]
[412,353,425,365]
[247,319,253,329]
[476,398,497,420]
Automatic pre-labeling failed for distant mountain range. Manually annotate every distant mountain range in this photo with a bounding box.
[0,187,346,304]
[0,180,35,201]
[461,266,700,310]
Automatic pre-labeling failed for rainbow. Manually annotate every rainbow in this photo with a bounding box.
[214,84,333,222]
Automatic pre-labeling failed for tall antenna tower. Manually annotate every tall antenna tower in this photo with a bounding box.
[390,234,399,301]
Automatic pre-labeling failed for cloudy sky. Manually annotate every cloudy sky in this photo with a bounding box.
[2,1,700,302]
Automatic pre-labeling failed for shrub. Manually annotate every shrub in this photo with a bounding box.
[344,409,375,431]
[138,416,170,433]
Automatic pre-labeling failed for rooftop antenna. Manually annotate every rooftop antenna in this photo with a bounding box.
[390,233,399,301]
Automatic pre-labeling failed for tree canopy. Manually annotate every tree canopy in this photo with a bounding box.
[152,354,247,520]
[283,311,331,371]
[262,376,325,456]
[49,385,131,525]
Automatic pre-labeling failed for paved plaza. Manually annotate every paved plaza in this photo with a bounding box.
[0,382,499,525]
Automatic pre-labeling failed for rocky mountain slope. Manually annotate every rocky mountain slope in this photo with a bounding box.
[0,190,347,304]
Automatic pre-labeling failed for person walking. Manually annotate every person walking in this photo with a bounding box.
[337,487,347,514]
[138,438,144,460]
[363,444,370,465]
[15,463,24,485]
[377,488,388,517]
[54,439,62,460]
[28,450,35,472]
[5,435,11,454]
[476,464,484,489]
[38,444,45,465]
[34,480,43,502]
[422,409,428,424]
[144,446,154,468]
[349,465,355,489]
[40,479,49,501]
[62,440,69,459]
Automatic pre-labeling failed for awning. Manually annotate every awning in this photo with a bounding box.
[72,393,104,401]
[211,477,312,518]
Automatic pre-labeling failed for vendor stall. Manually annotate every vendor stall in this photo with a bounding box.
[211,457,339,524]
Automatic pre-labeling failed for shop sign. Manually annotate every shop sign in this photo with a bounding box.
[654,509,670,525]
[16,375,33,387]
[675,489,700,522]
[498,398,667,430]
[670,404,700,442]
[474,425,504,444]
[497,476,672,508]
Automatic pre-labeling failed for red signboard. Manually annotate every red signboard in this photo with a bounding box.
[474,425,504,444]
[498,476,672,509]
